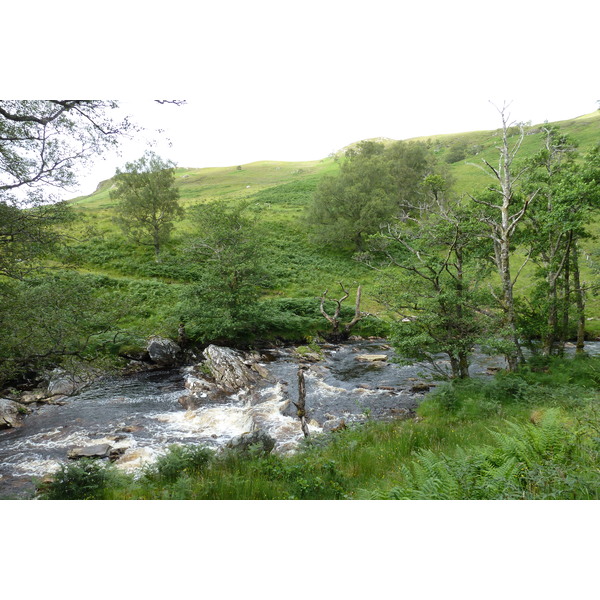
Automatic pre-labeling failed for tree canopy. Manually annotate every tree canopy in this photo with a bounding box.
[0,100,132,203]
[307,140,437,251]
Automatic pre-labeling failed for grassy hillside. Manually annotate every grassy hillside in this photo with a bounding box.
[61,111,600,343]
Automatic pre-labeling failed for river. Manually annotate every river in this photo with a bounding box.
[1,339,598,498]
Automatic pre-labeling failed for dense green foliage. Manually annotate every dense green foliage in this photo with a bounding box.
[0,272,126,383]
[1,109,599,386]
[37,458,127,500]
[307,140,436,251]
[179,201,270,342]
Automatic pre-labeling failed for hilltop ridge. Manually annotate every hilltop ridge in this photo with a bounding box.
[71,110,600,208]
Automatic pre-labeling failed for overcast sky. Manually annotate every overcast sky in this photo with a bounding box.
[6,0,599,199]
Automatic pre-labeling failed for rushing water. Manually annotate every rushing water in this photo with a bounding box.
[1,339,598,498]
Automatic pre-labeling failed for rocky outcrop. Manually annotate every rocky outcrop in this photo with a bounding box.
[178,346,273,408]
[293,345,323,362]
[410,382,432,393]
[147,336,182,366]
[18,390,47,404]
[203,345,259,392]
[0,398,25,429]
[226,430,276,456]
[322,417,347,433]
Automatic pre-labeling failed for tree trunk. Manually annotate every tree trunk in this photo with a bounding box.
[543,274,558,356]
[458,351,470,379]
[498,234,523,370]
[559,235,572,351]
[493,113,527,371]
[449,356,460,379]
[571,241,586,353]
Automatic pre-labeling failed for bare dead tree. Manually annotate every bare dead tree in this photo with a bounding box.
[319,283,366,340]
[468,102,538,371]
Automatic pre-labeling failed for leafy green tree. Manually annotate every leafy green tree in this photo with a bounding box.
[180,202,270,343]
[0,199,73,279]
[0,100,130,197]
[520,126,580,354]
[514,129,600,355]
[445,141,468,164]
[111,152,184,260]
[307,140,434,251]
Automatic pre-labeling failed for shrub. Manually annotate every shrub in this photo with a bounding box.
[142,444,214,485]
[38,459,118,500]
[418,379,501,421]
[483,373,530,404]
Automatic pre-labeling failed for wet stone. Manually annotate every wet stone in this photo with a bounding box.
[68,443,113,459]
[0,398,25,429]
[355,354,388,362]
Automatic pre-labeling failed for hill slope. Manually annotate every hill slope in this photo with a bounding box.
[62,111,600,341]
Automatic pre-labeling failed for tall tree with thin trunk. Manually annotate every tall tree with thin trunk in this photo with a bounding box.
[520,125,579,355]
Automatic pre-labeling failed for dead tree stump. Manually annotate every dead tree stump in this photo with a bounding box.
[294,365,310,438]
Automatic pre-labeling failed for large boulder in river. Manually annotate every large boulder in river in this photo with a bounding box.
[0,398,25,429]
[226,430,276,456]
[147,336,182,366]
[203,345,261,392]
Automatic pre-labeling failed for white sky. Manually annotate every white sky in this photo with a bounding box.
[5,0,598,197]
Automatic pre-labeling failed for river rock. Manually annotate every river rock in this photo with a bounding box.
[114,447,156,472]
[147,336,182,366]
[322,417,347,433]
[250,362,271,379]
[183,370,214,394]
[47,369,86,396]
[410,382,432,393]
[68,443,113,459]
[178,394,207,410]
[19,389,48,404]
[355,354,388,362]
[226,430,276,456]
[0,398,25,429]
[203,345,260,392]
